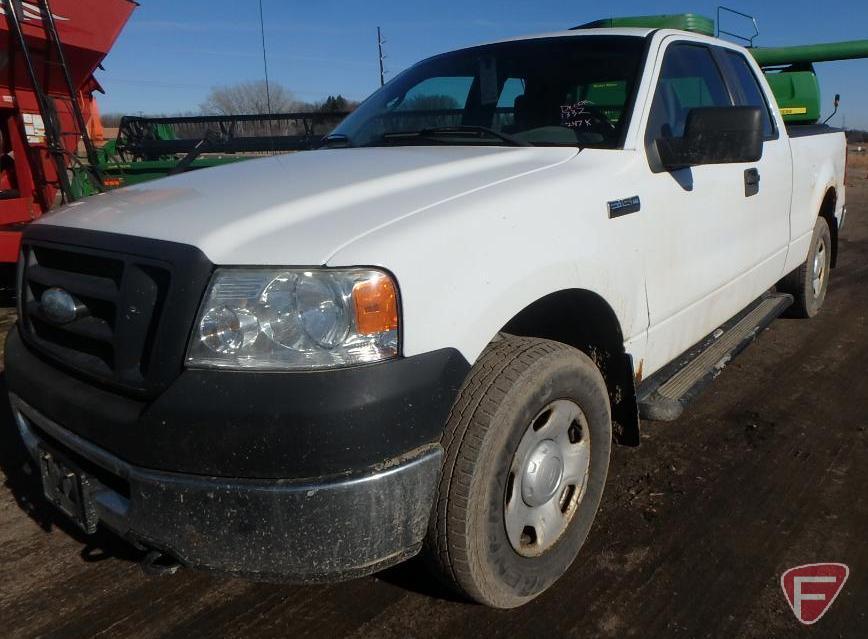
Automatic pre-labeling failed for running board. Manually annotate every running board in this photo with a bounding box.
[637,293,793,421]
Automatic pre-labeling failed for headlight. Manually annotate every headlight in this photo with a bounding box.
[186,268,400,370]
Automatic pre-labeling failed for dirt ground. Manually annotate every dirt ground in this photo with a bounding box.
[1,152,867,638]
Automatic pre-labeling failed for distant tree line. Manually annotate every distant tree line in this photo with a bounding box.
[102,81,359,127]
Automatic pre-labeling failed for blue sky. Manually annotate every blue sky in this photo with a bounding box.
[98,0,868,129]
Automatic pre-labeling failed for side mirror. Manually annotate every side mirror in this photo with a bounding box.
[656,106,763,171]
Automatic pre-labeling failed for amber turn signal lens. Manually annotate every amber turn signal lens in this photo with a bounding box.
[353,274,398,335]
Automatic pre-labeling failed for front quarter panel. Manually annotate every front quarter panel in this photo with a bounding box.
[328,150,651,367]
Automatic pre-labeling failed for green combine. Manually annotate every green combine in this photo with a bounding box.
[575,11,868,125]
[751,41,868,123]
[579,13,716,35]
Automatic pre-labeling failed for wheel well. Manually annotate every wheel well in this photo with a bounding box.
[501,289,639,446]
[819,188,839,268]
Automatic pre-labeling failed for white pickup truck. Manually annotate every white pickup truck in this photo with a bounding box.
[8,26,846,608]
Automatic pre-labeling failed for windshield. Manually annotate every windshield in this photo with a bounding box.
[332,35,647,149]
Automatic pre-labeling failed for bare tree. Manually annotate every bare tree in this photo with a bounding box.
[100,112,125,128]
[200,81,301,115]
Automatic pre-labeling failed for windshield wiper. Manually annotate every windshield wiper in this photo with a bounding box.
[381,126,531,147]
[318,133,352,149]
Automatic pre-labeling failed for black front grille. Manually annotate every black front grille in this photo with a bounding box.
[19,226,214,397]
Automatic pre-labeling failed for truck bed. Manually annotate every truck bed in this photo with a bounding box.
[782,124,847,278]
[786,123,845,138]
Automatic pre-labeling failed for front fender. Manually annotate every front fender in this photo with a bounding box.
[327,159,649,365]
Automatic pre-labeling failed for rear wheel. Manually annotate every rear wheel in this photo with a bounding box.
[425,336,611,608]
[780,217,832,318]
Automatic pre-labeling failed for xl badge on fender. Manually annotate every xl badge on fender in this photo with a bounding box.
[608,195,641,219]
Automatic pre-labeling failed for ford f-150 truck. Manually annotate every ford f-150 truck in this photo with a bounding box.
[6,26,846,608]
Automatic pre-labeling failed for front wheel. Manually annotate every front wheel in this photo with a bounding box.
[780,217,832,318]
[425,336,611,608]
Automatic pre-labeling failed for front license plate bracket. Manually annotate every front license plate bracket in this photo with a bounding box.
[39,447,99,534]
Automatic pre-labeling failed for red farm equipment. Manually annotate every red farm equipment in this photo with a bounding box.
[0,0,136,264]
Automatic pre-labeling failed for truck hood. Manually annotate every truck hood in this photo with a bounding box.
[38,146,578,265]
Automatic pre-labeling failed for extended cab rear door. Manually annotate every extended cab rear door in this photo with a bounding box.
[636,37,792,375]
[716,45,792,276]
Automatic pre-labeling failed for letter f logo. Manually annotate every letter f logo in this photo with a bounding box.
[781,563,849,625]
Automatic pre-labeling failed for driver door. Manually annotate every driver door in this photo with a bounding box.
[637,40,773,375]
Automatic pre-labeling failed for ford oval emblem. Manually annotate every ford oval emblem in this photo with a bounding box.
[40,288,82,325]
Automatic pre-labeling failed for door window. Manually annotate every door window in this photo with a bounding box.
[722,50,776,138]
[646,43,732,141]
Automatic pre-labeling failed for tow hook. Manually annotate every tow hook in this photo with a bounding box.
[140,549,182,577]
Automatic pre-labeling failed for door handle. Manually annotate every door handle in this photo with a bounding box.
[744,168,760,197]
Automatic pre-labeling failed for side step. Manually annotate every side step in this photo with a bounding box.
[637,293,793,421]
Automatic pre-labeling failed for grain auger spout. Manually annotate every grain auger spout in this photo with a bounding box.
[749,40,868,124]
[750,40,868,66]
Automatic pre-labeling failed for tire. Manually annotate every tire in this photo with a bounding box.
[780,217,832,318]
[425,335,612,608]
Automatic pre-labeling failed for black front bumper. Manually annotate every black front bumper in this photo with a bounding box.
[13,396,442,580]
[6,327,469,580]
[6,326,468,478]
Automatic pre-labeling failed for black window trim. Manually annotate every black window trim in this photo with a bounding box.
[616,30,658,148]
[714,46,780,142]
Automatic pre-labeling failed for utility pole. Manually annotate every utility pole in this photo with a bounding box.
[259,0,272,115]
[377,26,386,87]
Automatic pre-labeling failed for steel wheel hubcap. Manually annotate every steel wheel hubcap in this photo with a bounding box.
[504,399,591,557]
[812,239,827,298]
